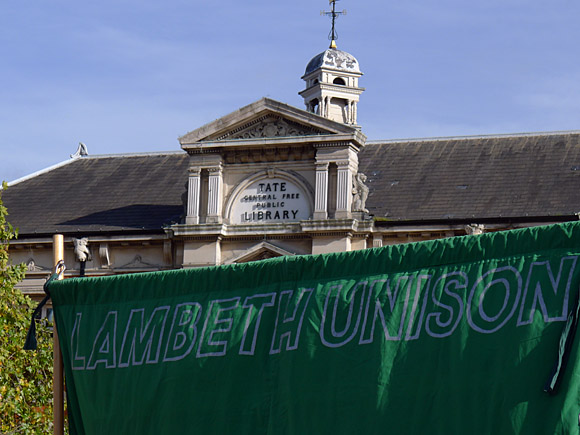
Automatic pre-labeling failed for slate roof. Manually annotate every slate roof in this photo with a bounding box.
[3,131,580,238]
[3,152,189,236]
[359,131,580,222]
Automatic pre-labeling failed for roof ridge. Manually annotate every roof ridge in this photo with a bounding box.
[79,150,185,159]
[366,130,580,145]
[7,158,78,187]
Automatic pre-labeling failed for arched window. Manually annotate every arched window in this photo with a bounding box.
[333,77,346,86]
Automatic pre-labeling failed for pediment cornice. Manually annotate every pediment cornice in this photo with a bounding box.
[179,98,365,150]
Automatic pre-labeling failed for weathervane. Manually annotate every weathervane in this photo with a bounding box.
[321,0,347,49]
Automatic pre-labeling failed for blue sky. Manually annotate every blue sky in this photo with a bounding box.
[2,0,580,182]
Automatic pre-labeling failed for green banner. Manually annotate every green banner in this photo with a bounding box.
[50,222,580,434]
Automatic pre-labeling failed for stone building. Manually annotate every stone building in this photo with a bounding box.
[4,43,580,304]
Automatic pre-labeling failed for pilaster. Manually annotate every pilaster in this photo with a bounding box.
[207,165,223,224]
[335,161,353,219]
[313,162,329,220]
[186,167,201,225]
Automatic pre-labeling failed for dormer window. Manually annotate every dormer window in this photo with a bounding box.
[333,77,346,86]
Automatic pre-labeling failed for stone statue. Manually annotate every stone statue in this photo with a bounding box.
[73,237,92,262]
[352,172,369,213]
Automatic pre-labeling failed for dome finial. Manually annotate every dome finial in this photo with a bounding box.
[322,0,346,49]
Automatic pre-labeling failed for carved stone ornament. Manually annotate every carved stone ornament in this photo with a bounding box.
[465,224,485,235]
[73,237,92,262]
[99,243,111,268]
[26,259,50,272]
[119,255,158,269]
[70,142,89,159]
[230,117,319,140]
[352,172,369,213]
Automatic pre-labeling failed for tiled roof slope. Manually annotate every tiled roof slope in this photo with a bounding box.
[3,153,189,236]
[4,132,580,237]
[358,132,580,221]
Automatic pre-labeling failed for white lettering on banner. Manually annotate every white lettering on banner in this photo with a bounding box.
[239,293,277,355]
[517,256,578,326]
[358,277,412,344]
[86,311,118,370]
[69,256,579,370]
[71,313,86,370]
[163,303,202,362]
[119,307,170,367]
[425,272,467,338]
[467,267,522,334]
[197,298,241,358]
[269,289,314,354]
[320,282,367,348]
[405,275,433,341]
[231,178,311,223]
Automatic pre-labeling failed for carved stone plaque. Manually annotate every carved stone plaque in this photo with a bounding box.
[231,178,311,223]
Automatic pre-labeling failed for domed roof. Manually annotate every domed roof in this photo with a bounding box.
[304,48,361,75]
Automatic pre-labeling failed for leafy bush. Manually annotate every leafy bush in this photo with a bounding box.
[0,182,55,434]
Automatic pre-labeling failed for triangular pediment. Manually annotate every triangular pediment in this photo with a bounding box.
[179,98,358,145]
[208,113,325,141]
[224,241,295,264]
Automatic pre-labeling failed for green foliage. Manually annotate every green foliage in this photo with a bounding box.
[0,182,55,434]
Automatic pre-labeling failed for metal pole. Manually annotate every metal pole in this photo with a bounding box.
[53,234,64,435]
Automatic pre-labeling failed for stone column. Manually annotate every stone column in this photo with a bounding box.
[186,167,201,225]
[335,161,353,219]
[346,101,352,124]
[206,165,223,224]
[313,162,329,220]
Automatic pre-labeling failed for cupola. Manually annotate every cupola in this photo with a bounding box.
[299,1,364,125]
